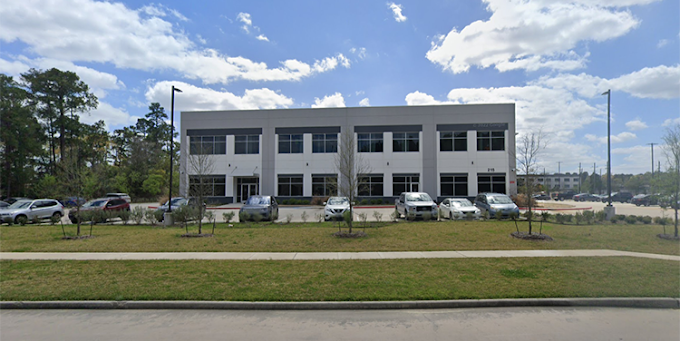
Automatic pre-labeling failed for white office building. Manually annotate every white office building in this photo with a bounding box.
[179,104,516,204]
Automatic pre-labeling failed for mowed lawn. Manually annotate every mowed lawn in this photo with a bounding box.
[1,220,678,255]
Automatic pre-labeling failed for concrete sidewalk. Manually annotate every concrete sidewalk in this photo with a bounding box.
[2,249,678,261]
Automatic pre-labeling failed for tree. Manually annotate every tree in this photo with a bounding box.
[334,130,371,234]
[515,130,547,235]
[185,144,215,235]
[661,124,680,238]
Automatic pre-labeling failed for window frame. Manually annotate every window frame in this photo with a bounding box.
[278,134,303,154]
[189,136,226,155]
[440,131,467,152]
[476,131,505,151]
[357,133,384,153]
[358,174,384,196]
[312,174,338,196]
[312,133,338,153]
[189,175,226,196]
[235,134,259,155]
[392,132,419,152]
[477,174,506,194]
[393,174,419,195]
[440,174,468,197]
[278,174,304,196]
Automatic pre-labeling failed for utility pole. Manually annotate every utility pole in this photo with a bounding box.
[578,162,582,193]
[647,143,656,176]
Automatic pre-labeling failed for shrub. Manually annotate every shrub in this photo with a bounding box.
[251,213,263,223]
[301,199,310,205]
[343,210,353,226]
[223,211,235,223]
[281,199,289,205]
[574,212,584,225]
[554,213,567,224]
[422,212,432,221]
[316,213,324,223]
[357,212,368,225]
[465,212,475,220]
[636,215,647,223]
[172,206,190,226]
[373,211,383,223]
[204,210,215,224]
[609,215,618,224]
[50,214,60,225]
[594,210,606,222]
[239,212,250,222]
[285,214,293,224]
[540,211,552,222]
[508,212,519,220]
[624,215,638,225]
[513,194,536,207]
[301,211,308,223]
[390,210,400,222]
[310,197,327,206]
[582,210,594,224]
[153,209,164,223]
[494,211,503,220]
[119,210,131,225]
[360,199,369,205]
[145,209,158,225]
[522,211,533,220]
[131,207,145,225]
[641,216,653,224]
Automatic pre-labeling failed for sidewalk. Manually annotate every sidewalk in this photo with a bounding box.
[2,250,678,261]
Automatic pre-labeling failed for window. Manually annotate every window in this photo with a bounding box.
[440,132,467,152]
[189,136,226,155]
[358,133,383,153]
[477,174,506,194]
[235,135,259,154]
[393,174,419,194]
[312,174,337,196]
[279,134,303,154]
[189,175,226,196]
[358,174,383,196]
[565,178,570,182]
[278,175,303,196]
[312,134,338,153]
[440,174,468,196]
[393,132,419,152]
[476,131,505,151]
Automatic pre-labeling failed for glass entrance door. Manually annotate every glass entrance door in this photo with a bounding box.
[237,177,259,202]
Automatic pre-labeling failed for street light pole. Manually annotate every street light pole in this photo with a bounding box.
[165,86,182,225]
[647,143,656,176]
[602,89,614,220]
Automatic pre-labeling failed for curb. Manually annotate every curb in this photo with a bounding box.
[2,298,678,310]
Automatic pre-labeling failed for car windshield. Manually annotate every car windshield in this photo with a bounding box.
[246,196,269,205]
[168,198,186,205]
[488,196,513,204]
[83,200,106,208]
[451,199,472,207]
[328,198,349,205]
[406,193,432,202]
[9,200,31,209]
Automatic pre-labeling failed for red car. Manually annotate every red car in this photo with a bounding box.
[69,197,130,224]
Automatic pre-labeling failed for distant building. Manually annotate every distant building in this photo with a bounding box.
[535,173,581,191]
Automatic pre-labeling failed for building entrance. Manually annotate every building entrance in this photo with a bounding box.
[236,177,259,202]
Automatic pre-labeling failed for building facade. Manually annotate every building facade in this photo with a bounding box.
[535,173,582,191]
[179,104,516,204]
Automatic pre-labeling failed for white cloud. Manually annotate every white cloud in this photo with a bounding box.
[85,102,136,128]
[311,92,346,108]
[256,34,269,42]
[237,12,252,33]
[388,2,407,22]
[657,39,669,48]
[625,119,647,131]
[350,47,367,59]
[426,0,656,73]
[663,117,680,127]
[405,91,454,106]
[585,131,637,144]
[359,98,370,106]
[0,1,348,84]
[145,81,294,111]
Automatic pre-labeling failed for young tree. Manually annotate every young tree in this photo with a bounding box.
[334,130,371,234]
[515,130,547,234]
[662,124,680,238]
[185,144,216,235]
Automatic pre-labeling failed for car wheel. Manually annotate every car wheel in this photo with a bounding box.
[15,215,27,225]
[52,212,62,221]
[449,212,453,220]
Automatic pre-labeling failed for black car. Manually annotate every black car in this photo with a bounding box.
[239,195,279,221]
[532,193,551,200]
[631,194,659,206]
[601,192,634,203]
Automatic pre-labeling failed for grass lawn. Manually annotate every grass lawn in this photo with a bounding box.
[1,220,678,255]
[1,257,677,301]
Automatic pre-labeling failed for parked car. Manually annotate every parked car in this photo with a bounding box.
[60,196,86,207]
[0,199,64,225]
[69,197,130,224]
[0,201,9,209]
[239,195,278,221]
[572,193,598,202]
[532,193,551,201]
[439,198,481,220]
[105,192,131,202]
[631,194,659,206]
[553,190,576,201]
[601,192,633,203]
[323,196,351,221]
[155,197,198,222]
[395,192,438,219]
[474,193,520,218]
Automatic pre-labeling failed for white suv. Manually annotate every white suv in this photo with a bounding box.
[0,199,64,225]
[395,192,438,219]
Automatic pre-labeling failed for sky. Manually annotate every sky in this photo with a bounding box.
[1,0,679,175]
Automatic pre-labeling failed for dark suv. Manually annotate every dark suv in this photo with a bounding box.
[69,197,130,223]
[601,192,634,203]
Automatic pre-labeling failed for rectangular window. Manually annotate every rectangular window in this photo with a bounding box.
[235,135,259,154]
[477,174,506,194]
[312,133,338,153]
[189,136,226,155]
[312,174,337,196]
[278,175,303,196]
[440,174,468,196]
[358,174,383,196]
[440,131,467,152]
[357,133,383,153]
[393,132,419,152]
[279,134,303,154]
[477,131,505,151]
[189,175,226,196]
[393,174,419,195]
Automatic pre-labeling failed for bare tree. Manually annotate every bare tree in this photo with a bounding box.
[662,124,680,238]
[515,130,547,234]
[334,129,371,234]
[185,144,215,235]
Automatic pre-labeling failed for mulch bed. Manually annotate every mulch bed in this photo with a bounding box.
[332,231,368,238]
[180,233,214,238]
[510,231,554,241]
[657,234,680,241]
[61,235,96,240]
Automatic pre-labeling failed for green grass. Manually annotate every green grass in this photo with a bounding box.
[1,221,678,255]
[1,258,677,301]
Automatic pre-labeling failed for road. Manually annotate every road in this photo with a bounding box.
[2,307,678,341]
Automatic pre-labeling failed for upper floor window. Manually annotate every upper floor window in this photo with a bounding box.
[235,135,259,154]
[312,133,338,153]
[477,131,504,151]
[393,132,419,152]
[279,134,303,154]
[190,136,226,155]
[358,133,383,153]
[440,131,467,152]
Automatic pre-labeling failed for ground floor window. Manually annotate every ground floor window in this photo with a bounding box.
[189,175,226,196]
[440,174,468,196]
[358,174,383,196]
[278,175,303,196]
[478,173,506,194]
[312,174,337,196]
[393,174,419,195]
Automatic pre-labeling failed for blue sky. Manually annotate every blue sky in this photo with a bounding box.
[1,0,678,175]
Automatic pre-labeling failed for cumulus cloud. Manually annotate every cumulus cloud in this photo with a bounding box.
[256,34,269,42]
[625,119,647,131]
[85,102,136,128]
[311,92,346,108]
[426,0,656,73]
[0,1,349,84]
[388,3,407,22]
[359,98,370,107]
[237,12,253,32]
[585,131,637,144]
[145,81,294,111]
[663,117,680,126]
